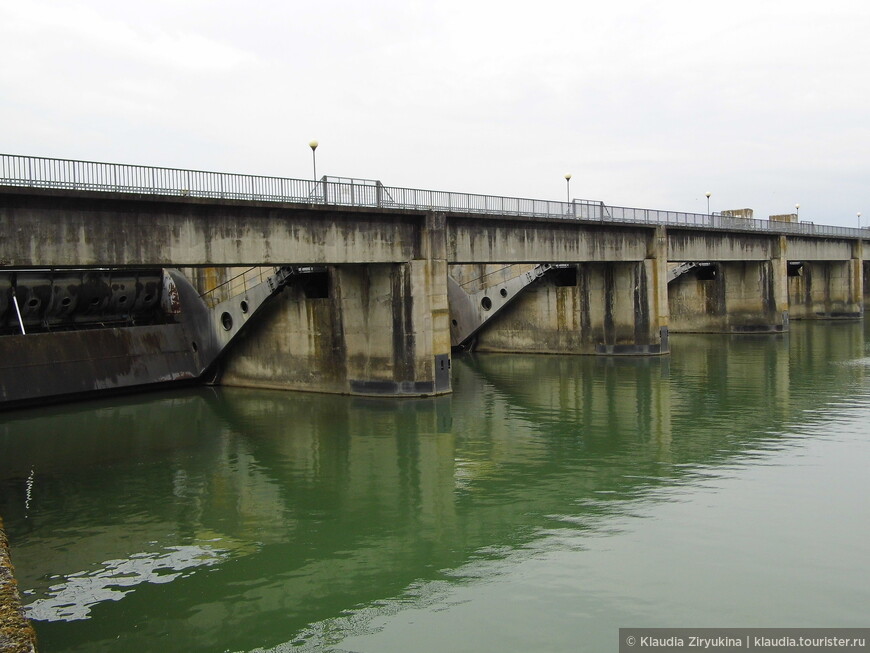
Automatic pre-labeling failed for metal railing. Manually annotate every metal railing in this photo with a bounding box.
[198,264,324,307]
[198,266,282,308]
[1,154,865,239]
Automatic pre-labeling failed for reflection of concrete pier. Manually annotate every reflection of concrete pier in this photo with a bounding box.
[2,322,866,649]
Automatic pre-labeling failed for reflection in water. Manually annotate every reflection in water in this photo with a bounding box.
[26,543,229,622]
[1,322,869,652]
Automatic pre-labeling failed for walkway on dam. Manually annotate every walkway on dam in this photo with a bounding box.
[0,153,864,240]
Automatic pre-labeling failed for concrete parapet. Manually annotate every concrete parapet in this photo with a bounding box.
[0,517,37,653]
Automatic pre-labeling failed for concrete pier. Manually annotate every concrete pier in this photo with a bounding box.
[464,261,669,354]
[218,262,452,396]
[788,260,863,319]
[668,261,788,333]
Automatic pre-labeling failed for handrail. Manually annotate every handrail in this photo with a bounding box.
[1,153,865,239]
[198,266,278,308]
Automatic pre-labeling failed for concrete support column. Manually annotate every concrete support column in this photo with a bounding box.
[591,259,668,354]
[851,240,864,317]
[336,260,450,395]
[863,258,870,301]
[216,214,452,397]
[772,235,790,329]
[649,226,671,354]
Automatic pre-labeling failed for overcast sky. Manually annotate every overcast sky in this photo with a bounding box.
[2,0,868,226]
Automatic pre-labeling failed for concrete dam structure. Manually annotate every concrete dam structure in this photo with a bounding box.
[1,154,868,407]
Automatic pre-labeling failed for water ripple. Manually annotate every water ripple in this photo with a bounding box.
[25,543,228,622]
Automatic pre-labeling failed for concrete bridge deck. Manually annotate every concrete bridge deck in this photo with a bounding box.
[1,154,868,269]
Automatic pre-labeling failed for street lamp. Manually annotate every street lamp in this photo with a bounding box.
[795,203,800,219]
[705,191,711,215]
[858,212,862,228]
[565,174,572,203]
[309,140,319,181]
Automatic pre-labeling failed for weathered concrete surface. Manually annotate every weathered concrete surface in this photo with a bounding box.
[668,261,788,333]
[785,236,856,261]
[447,263,548,347]
[216,213,451,396]
[447,216,653,263]
[218,261,452,396]
[4,187,869,270]
[470,262,668,355]
[0,517,37,653]
[449,225,669,355]
[4,184,869,404]
[667,229,778,262]
[788,260,863,319]
[0,187,422,267]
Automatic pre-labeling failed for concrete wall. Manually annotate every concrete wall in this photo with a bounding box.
[667,230,778,261]
[669,261,787,333]
[0,188,422,267]
[469,262,668,355]
[788,261,862,319]
[218,262,451,396]
[4,188,868,268]
[785,236,855,261]
[447,217,653,263]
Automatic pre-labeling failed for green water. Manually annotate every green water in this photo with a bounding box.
[2,322,870,652]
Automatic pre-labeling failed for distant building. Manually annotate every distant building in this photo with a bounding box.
[721,208,754,219]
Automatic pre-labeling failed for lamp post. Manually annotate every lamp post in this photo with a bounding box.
[565,174,572,203]
[309,140,319,181]
[705,191,711,215]
[795,203,800,220]
[858,212,862,228]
